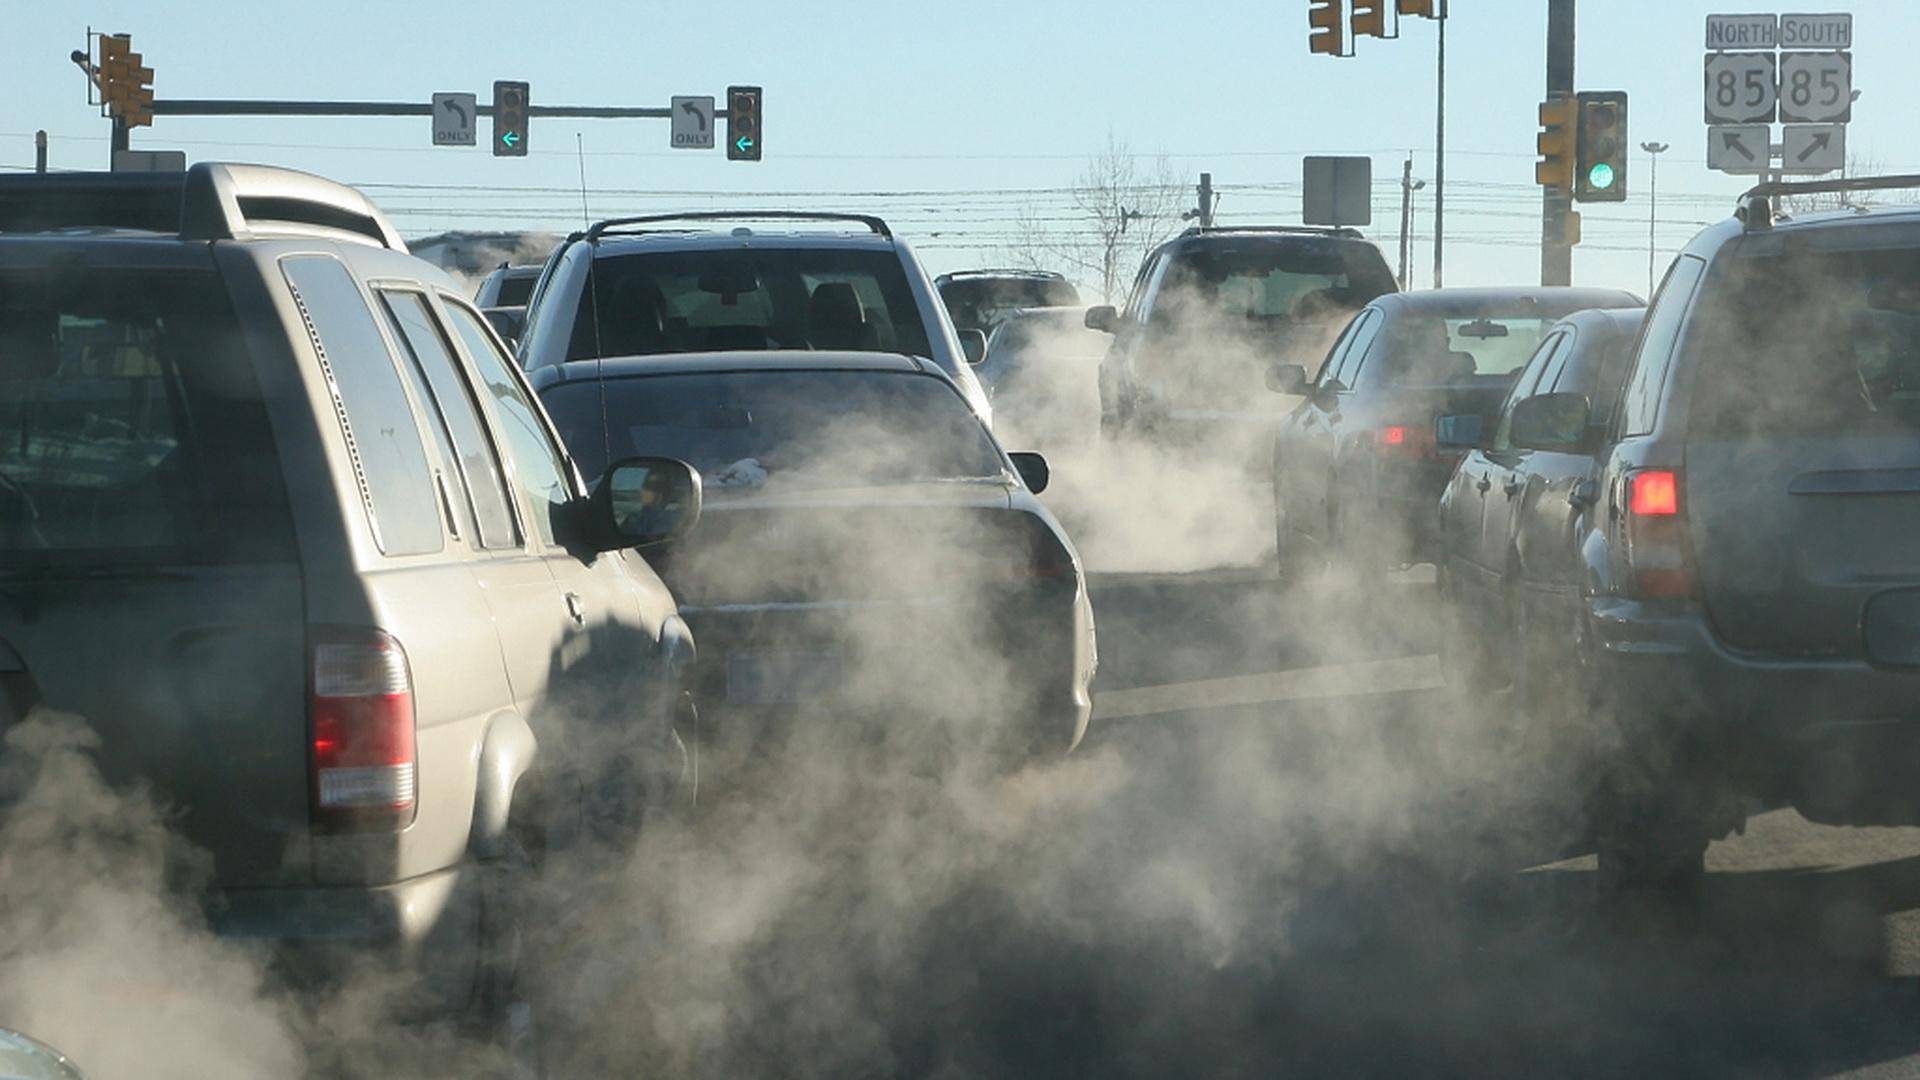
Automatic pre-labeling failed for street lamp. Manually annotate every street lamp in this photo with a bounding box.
[1640,141,1670,296]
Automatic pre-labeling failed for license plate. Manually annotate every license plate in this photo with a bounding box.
[725,649,844,705]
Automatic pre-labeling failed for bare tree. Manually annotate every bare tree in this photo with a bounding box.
[999,133,1185,303]
[1778,153,1920,214]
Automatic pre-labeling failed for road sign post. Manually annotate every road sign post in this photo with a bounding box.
[1704,11,1855,179]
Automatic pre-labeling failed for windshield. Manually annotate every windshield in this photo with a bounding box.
[492,272,536,307]
[940,277,1082,332]
[566,248,932,362]
[1156,240,1396,326]
[0,268,293,567]
[541,369,1005,492]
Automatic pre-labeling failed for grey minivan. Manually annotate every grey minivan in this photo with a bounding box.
[0,164,701,1033]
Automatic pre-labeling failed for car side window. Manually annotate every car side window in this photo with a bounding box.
[282,256,442,557]
[1330,310,1382,388]
[1131,254,1172,326]
[1491,331,1566,452]
[1312,311,1366,382]
[1618,256,1706,436]
[443,302,573,547]
[377,290,520,550]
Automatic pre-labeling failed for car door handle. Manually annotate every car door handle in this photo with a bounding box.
[1475,474,1492,493]
[1504,478,1523,498]
[564,592,586,626]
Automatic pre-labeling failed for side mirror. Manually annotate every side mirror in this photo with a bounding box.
[1434,413,1486,450]
[1083,305,1118,334]
[1266,362,1309,395]
[1509,392,1592,453]
[482,306,525,349]
[1008,451,1050,494]
[0,1029,85,1079]
[959,328,988,365]
[590,457,703,551]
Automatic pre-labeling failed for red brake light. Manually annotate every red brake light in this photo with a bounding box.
[311,631,417,831]
[1629,469,1679,516]
[1382,425,1410,446]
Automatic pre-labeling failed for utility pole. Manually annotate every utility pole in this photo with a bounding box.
[1398,156,1426,290]
[1541,0,1576,286]
[34,131,47,173]
[1197,171,1215,228]
[1640,140,1669,296]
[1433,0,1448,288]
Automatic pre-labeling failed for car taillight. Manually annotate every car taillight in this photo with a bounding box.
[311,630,417,831]
[1378,423,1451,463]
[1624,468,1693,599]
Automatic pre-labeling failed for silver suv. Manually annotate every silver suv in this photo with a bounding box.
[514,211,994,425]
[0,163,701,1026]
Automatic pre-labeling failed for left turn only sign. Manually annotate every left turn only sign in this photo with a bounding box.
[432,92,476,147]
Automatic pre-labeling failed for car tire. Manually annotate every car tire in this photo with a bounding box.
[474,833,546,1079]
[1272,483,1317,585]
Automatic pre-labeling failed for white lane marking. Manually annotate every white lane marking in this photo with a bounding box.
[1093,653,1446,721]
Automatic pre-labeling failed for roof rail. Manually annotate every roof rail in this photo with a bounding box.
[583,210,892,242]
[1178,224,1364,239]
[0,162,407,251]
[1737,173,1920,232]
[934,268,1067,279]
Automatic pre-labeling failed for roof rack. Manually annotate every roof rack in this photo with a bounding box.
[584,210,892,242]
[1178,224,1364,239]
[934,268,1067,279]
[1737,173,1920,232]
[0,162,406,251]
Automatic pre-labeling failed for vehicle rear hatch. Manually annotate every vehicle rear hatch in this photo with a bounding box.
[1685,234,1920,657]
[0,253,311,887]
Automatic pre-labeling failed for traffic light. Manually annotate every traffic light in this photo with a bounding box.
[1351,0,1387,37]
[1535,96,1576,192]
[1309,0,1344,56]
[1397,0,1437,15]
[492,80,528,157]
[727,85,762,161]
[97,33,154,128]
[1562,209,1583,246]
[1575,91,1628,202]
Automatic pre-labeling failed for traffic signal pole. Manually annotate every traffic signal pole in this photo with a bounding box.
[1433,0,1447,288]
[1542,0,1576,286]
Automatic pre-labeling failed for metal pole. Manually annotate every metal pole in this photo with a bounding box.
[1433,0,1447,288]
[1198,171,1214,228]
[1398,157,1413,289]
[1640,141,1668,296]
[34,131,47,173]
[1541,0,1576,286]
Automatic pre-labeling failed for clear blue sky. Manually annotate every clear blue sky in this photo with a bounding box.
[8,1,1916,295]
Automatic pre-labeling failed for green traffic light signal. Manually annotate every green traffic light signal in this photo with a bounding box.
[1588,162,1616,190]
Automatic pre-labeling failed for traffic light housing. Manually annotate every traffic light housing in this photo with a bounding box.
[1535,96,1576,192]
[727,85,762,161]
[1397,0,1437,15]
[97,33,154,128]
[1309,0,1344,56]
[1351,0,1387,38]
[492,80,529,157]
[1575,91,1628,202]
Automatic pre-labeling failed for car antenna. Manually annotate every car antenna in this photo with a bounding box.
[578,132,613,472]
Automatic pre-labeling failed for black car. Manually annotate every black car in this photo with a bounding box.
[1269,286,1641,578]
[935,269,1081,336]
[533,352,1097,768]
[1434,306,1645,700]
[1551,179,1920,899]
[1089,226,1397,446]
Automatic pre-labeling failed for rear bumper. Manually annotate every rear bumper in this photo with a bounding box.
[206,863,481,1004]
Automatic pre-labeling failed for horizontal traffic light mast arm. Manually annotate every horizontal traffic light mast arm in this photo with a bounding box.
[148,99,725,120]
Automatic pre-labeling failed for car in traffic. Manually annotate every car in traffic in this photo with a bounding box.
[1550,178,1920,899]
[1089,225,1398,446]
[975,305,1109,455]
[1433,306,1646,701]
[0,1029,84,1080]
[533,351,1096,769]
[516,211,995,425]
[473,262,542,308]
[935,268,1081,336]
[0,163,701,1043]
[1268,286,1641,579]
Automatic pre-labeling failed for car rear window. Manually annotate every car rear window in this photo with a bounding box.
[566,248,933,362]
[941,278,1082,331]
[542,370,1004,493]
[0,268,295,567]
[1688,244,1920,436]
[493,273,535,307]
[1155,239,1396,326]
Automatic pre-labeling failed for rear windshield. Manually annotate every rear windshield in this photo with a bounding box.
[493,273,536,307]
[567,249,932,362]
[541,370,1004,494]
[1689,243,1920,435]
[985,312,1111,366]
[1365,314,1562,386]
[0,268,293,567]
[1156,239,1396,327]
[941,278,1082,332]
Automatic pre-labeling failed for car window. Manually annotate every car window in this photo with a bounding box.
[1687,244,1920,436]
[444,302,572,546]
[541,371,1005,491]
[0,268,295,567]
[1130,254,1170,325]
[565,248,933,361]
[1330,310,1382,387]
[1551,320,1641,422]
[1310,311,1365,382]
[1619,256,1706,436]
[282,256,442,557]
[1366,313,1562,387]
[378,290,519,549]
[1491,331,1567,453]
[494,274,536,307]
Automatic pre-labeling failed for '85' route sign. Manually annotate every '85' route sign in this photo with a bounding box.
[1778,51,1852,123]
